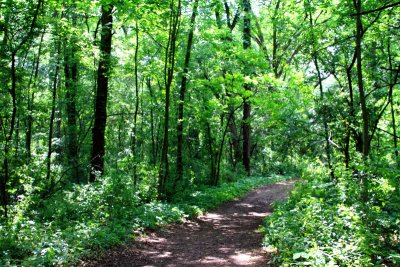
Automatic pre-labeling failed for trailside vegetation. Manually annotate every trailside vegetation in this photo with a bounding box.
[260,0,400,266]
[1,0,400,266]
[1,175,286,265]
[263,162,400,266]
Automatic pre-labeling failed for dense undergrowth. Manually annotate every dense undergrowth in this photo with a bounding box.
[263,162,400,267]
[0,174,286,266]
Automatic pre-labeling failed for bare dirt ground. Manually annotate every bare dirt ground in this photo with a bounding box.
[81,180,295,267]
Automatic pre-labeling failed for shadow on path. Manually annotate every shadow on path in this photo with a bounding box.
[81,180,295,267]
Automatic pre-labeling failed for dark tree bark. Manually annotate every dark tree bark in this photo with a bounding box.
[0,52,17,218]
[355,0,370,159]
[216,107,240,185]
[224,0,240,31]
[354,0,370,201]
[175,0,199,191]
[350,1,400,16]
[64,7,80,183]
[242,0,251,175]
[0,0,43,217]
[206,122,217,184]
[158,0,181,199]
[387,43,400,166]
[132,22,140,188]
[206,104,241,186]
[390,90,399,166]
[90,4,113,182]
[345,66,356,166]
[147,78,157,165]
[214,3,242,168]
[314,58,334,178]
[272,0,281,78]
[26,31,45,162]
[337,47,362,167]
[228,113,241,166]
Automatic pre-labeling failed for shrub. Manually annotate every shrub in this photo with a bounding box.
[262,164,400,266]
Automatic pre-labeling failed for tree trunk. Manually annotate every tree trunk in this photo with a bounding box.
[147,78,157,165]
[0,0,43,217]
[26,31,45,162]
[216,108,237,185]
[242,0,251,176]
[1,51,17,217]
[64,8,80,183]
[345,67,356,165]
[215,3,242,169]
[158,0,181,199]
[314,57,334,179]
[354,0,369,201]
[175,0,199,191]
[206,122,217,184]
[228,113,241,167]
[272,0,281,78]
[46,42,61,188]
[306,2,334,179]
[90,4,113,182]
[132,22,140,188]
[355,0,369,158]
[390,86,399,166]
[387,44,400,166]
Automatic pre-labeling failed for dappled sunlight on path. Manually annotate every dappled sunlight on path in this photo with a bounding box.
[81,180,295,266]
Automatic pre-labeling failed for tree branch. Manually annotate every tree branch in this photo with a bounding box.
[350,1,400,16]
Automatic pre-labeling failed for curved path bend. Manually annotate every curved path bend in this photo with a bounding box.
[82,180,295,267]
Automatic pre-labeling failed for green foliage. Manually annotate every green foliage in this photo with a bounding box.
[262,163,400,266]
[0,175,286,266]
[174,174,287,209]
[1,0,400,265]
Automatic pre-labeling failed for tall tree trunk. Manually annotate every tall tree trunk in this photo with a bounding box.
[354,0,369,201]
[215,108,238,185]
[1,51,17,218]
[90,4,113,182]
[242,0,251,175]
[46,42,61,188]
[345,67,356,166]
[215,3,241,169]
[272,0,281,78]
[64,7,80,183]
[314,58,335,179]
[343,45,365,164]
[387,44,400,166]
[355,0,369,158]
[306,2,334,179]
[175,0,199,191]
[314,57,334,179]
[158,0,181,199]
[26,31,45,162]
[132,23,140,188]
[0,0,43,217]
[228,113,241,166]
[390,85,399,166]
[206,122,217,184]
[147,78,157,165]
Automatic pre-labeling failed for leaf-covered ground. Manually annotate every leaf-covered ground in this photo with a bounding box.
[80,180,295,266]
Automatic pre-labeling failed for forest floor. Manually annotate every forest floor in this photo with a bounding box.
[80,180,295,267]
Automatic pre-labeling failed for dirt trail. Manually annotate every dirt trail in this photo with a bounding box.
[82,180,295,267]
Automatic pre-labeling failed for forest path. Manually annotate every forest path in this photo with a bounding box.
[82,180,295,267]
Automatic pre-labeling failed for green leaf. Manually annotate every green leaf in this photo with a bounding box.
[293,252,309,260]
